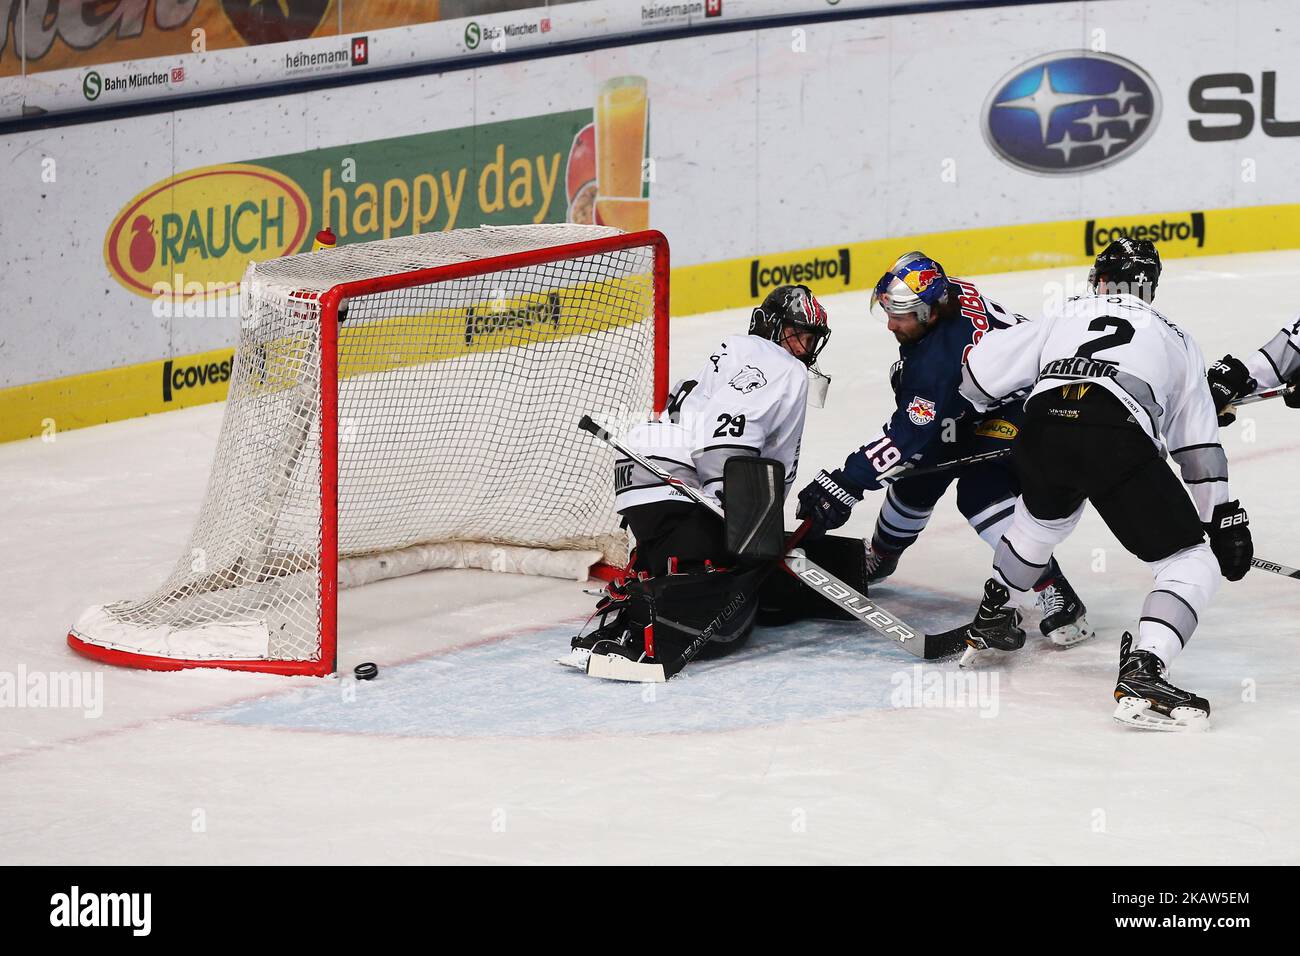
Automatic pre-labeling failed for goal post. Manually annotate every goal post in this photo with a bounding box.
[68,225,670,676]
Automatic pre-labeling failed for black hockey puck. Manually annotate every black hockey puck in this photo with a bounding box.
[353,662,378,681]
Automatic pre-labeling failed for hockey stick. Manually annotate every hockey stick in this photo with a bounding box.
[890,387,1291,476]
[881,446,1012,482]
[577,416,960,663]
[1233,384,1295,407]
[1251,556,1300,580]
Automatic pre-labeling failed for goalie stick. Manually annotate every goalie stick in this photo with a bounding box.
[586,521,813,682]
[577,415,963,674]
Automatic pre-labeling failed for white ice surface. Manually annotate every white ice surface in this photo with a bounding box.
[2,251,1298,864]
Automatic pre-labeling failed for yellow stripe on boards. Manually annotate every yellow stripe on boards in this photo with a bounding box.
[2,202,1297,443]
[0,348,235,444]
[670,202,1300,315]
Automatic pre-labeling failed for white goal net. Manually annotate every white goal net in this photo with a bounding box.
[68,225,667,675]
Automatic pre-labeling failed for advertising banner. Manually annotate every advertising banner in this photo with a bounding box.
[99,81,649,309]
[1,0,916,120]
[1,0,1298,442]
[1,1,461,78]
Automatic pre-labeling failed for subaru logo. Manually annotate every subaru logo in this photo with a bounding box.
[982,51,1160,175]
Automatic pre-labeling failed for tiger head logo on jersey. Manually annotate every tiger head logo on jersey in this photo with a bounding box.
[729,365,768,393]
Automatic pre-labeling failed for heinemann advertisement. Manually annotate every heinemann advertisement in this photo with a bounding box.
[1,0,1298,441]
[0,1,451,77]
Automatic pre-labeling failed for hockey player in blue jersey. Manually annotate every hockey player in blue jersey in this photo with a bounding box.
[796,251,1093,647]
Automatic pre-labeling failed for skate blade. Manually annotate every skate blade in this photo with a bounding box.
[1113,697,1209,732]
[958,631,1026,668]
[555,648,591,669]
[958,645,1007,669]
[1044,615,1096,648]
[586,652,666,683]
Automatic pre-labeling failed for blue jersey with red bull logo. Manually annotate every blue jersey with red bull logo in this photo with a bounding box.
[840,279,1026,494]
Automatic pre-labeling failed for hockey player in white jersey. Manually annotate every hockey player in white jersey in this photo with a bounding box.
[953,238,1253,730]
[568,285,836,677]
[1206,313,1300,425]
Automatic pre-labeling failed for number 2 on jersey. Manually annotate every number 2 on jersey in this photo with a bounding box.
[1075,317,1135,360]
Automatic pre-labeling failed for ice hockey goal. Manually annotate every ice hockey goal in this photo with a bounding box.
[68,225,668,676]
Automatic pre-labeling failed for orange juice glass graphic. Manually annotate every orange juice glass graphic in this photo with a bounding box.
[595,76,649,232]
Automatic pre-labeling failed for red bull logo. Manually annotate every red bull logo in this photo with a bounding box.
[907,396,937,425]
[903,268,940,294]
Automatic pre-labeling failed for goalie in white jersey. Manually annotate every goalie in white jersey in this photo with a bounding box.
[568,285,836,677]
[954,238,1253,731]
[610,295,817,525]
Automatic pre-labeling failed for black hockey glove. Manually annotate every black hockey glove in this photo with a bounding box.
[1286,385,1300,409]
[1205,500,1252,581]
[796,469,860,538]
[1206,356,1255,426]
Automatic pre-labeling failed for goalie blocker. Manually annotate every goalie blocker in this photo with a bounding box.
[577,457,873,681]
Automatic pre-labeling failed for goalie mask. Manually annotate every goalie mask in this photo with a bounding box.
[749,284,833,405]
[870,251,949,326]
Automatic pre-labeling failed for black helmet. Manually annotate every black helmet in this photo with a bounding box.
[749,284,831,366]
[1089,238,1162,303]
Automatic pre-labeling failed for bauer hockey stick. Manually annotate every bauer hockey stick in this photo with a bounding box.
[1250,556,1300,580]
[578,415,961,661]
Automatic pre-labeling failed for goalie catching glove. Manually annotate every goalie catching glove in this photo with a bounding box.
[796,469,861,536]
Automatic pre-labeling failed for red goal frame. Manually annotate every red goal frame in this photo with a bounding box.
[68,230,670,677]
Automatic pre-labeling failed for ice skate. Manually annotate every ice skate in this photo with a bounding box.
[1034,573,1095,647]
[864,542,900,584]
[1113,632,1210,732]
[959,578,1026,668]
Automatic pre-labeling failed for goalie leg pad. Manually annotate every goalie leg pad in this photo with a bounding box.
[756,534,870,626]
[583,562,767,679]
[650,563,766,666]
